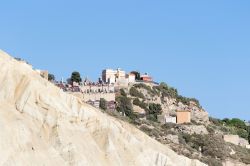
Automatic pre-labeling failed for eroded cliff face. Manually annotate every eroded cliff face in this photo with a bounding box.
[0,50,206,166]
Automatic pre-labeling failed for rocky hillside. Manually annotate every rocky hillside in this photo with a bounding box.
[113,83,250,166]
[0,50,207,166]
[127,83,209,124]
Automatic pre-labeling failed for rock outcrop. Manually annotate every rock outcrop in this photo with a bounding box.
[0,50,206,166]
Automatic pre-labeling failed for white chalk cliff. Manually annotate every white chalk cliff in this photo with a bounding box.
[0,50,206,166]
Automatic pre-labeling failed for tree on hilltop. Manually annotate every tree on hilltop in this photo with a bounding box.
[71,71,82,83]
[131,71,141,80]
[48,73,55,81]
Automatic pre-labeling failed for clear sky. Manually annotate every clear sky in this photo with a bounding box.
[0,1,249,120]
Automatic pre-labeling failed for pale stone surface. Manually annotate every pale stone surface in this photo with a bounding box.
[0,50,207,166]
[165,134,179,144]
[239,138,249,147]
[176,125,208,135]
[224,135,240,146]
[133,105,146,114]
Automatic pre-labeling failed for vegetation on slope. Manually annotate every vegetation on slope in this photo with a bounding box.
[116,89,136,119]
[156,82,201,107]
[112,83,250,166]
[209,117,250,141]
[129,87,145,99]
[99,98,107,111]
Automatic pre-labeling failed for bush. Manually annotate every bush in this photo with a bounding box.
[129,87,145,99]
[145,103,162,122]
[177,95,201,108]
[120,89,127,97]
[148,103,162,114]
[130,71,141,80]
[223,118,246,129]
[157,82,201,107]
[209,117,223,125]
[133,98,148,110]
[146,114,158,122]
[134,83,159,96]
[140,125,152,133]
[99,98,107,111]
[158,82,178,99]
[221,118,249,139]
[48,73,55,81]
[231,144,250,164]
[185,134,229,160]
[116,95,135,119]
[71,71,82,83]
[235,128,248,139]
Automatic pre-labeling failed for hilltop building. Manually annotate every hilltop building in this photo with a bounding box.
[127,73,136,83]
[102,68,136,86]
[102,68,126,84]
[176,110,191,124]
[140,73,153,82]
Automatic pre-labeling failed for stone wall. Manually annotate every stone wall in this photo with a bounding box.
[83,93,115,102]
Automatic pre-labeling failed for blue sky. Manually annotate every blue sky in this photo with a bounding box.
[0,1,250,120]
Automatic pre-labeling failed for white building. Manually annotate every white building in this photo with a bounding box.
[157,114,177,124]
[165,116,177,124]
[127,73,136,83]
[102,68,134,85]
[102,69,117,84]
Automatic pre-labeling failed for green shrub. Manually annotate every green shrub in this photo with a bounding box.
[157,82,201,107]
[181,134,230,160]
[146,114,158,122]
[130,71,141,80]
[134,83,159,96]
[133,98,148,110]
[235,128,248,139]
[140,125,152,133]
[223,118,246,129]
[48,73,55,81]
[231,144,250,164]
[177,95,201,108]
[116,95,135,119]
[158,82,178,98]
[209,117,223,125]
[129,87,145,99]
[148,103,162,114]
[71,71,82,83]
[120,89,127,97]
[133,98,140,105]
[221,118,249,139]
[145,103,162,122]
[99,98,107,111]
